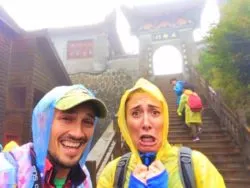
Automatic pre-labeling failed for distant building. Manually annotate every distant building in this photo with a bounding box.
[48,10,124,74]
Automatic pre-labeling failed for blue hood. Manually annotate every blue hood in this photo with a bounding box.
[32,84,98,178]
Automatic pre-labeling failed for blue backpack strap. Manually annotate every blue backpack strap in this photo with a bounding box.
[114,152,131,188]
[179,146,196,188]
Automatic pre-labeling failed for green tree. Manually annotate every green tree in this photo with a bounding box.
[198,0,250,110]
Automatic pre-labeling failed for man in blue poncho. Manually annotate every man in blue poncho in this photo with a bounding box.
[170,78,186,106]
[0,84,107,187]
[170,78,195,106]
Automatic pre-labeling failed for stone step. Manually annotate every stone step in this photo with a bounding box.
[168,134,231,140]
[168,125,221,130]
[207,153,242,159]
[226,182,250,188]
[168,145,242,157]
[169,129,226,135]
[182,142,236,149]
[193,150,241,156]
[219,168,249,178]
[169,137,232,144]
[169,126,223,131]
[210,157,244,164]
[188,146,240,154]
[169,119,217,124]
[224,177,250,186]
[169,123,221,128]
[168,129,225,135]
[170,116,214,120]
[214,159,244,167]
[169,116,216,121]
[170,143,239,154]
[169,109,215,114]
[169,122,219,126]
[170,117,216,121]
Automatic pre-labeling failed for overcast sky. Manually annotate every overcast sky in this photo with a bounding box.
[0,0,220,54]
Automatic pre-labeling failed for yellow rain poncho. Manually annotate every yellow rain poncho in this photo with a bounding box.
[177,89,202,126]
[97,78,225,188]
[3,141,19,152]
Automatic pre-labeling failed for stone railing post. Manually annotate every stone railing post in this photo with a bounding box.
[237,109,250,170]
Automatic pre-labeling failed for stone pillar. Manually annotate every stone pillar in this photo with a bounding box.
[138,34,152,78]
[179,29,199,65]
[179,28,198,81]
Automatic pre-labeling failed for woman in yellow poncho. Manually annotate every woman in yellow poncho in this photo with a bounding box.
[177,84,203,142]
[97,78,225,188]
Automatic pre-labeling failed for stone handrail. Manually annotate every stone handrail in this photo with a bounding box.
[187,64,250,169]
[86,118,122,187]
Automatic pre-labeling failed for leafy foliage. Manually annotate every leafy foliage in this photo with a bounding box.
[197,0,250,109]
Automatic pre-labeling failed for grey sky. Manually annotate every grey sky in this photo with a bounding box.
[0,0,220,54]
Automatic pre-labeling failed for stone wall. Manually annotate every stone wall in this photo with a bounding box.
[70,69,138,145]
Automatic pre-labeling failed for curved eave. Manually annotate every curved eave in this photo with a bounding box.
[121,0,206,31]
[0,6,24,35]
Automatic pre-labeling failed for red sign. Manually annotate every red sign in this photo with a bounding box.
[67,40,93,59]
[4,133,20,145]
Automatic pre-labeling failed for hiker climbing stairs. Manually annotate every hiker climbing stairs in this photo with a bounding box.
[155,75,250,188]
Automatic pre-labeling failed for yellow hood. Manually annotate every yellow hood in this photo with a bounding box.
[117,78,170,163]
[3,141,19,152]
[183,89,193,95]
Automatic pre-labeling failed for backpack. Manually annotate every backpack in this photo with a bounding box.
[3,150,42,187]
[114,146,196,188]
[187,93,203,112]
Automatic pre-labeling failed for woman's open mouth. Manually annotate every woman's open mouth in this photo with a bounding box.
[139,135,156,146]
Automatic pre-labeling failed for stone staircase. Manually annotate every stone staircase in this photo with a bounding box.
[155,77,250,188]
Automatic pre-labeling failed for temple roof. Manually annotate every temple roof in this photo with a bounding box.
[0,6,23,34]
[121,0,206,33]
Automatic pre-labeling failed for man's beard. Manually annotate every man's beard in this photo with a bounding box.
[47,151,82,169]
[47,134,88,169]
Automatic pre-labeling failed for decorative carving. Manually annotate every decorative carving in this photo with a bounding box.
[152,32,178,41]
[139,18,194,31]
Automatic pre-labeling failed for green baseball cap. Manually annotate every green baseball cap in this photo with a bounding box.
[55,88,107,118]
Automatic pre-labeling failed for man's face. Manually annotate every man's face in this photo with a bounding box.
[126,92,164,152]
[48,103,95,168]
[171,80,176,87]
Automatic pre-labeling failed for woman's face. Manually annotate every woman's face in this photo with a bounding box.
[125,92,164,152]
